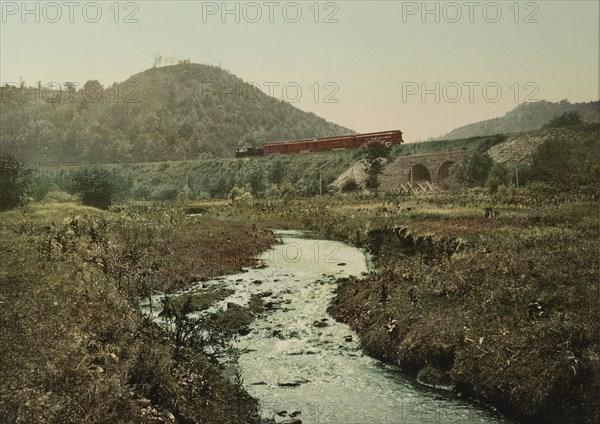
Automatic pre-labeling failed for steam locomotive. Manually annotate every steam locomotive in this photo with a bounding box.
[235,130,403,158]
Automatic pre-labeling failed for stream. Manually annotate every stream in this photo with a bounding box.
[143,230,507,424]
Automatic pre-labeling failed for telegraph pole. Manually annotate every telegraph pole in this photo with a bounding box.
[319,172,322,196]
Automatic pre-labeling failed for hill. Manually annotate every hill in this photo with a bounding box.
[437,100,599,140]
[0,63,353,164]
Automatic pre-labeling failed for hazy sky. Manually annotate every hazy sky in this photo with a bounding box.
[1,0,598,140]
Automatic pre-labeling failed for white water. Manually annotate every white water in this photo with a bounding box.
[143,230,507,424]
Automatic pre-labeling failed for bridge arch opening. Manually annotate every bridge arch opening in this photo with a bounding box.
[408,164,431,183]
[438,161,455,182]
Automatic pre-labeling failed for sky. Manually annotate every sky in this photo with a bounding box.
[1,0,599,141]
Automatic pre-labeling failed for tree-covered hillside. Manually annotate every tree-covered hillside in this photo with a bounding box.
[437,100,599,140]
[0,63,353,164]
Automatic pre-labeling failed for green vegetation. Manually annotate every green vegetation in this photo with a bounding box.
[29,150,358,202]
[67,167,133,209]
[1,63,352,163]
[212,190,599,424]
[1,95,598,423]
[361,140,392,190]
[7,124,596,210]
[0,154,27,210]
[525,126,599,189]
[0,203,274,423]
[542,110,585,129]
[438,99,599,140]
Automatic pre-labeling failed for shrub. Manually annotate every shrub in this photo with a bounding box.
[152,186,179,201]
[67,167,132,209]
[486,163,513,194]
[466,150,493,186]
[526,129,600,189]
[543,111,584,129]
[0,154,27,210]
[25,172,55,202]
[228,185,253,205]
[279,181,296,200]
[341,177,359,192]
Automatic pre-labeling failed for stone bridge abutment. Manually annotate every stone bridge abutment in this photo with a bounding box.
[378,150,469,192]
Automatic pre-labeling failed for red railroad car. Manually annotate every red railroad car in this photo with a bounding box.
[262,130,403,155]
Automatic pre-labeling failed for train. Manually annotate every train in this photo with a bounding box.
[235,130,403,158]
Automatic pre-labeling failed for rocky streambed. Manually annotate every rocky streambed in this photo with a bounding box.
[143,230,506,424]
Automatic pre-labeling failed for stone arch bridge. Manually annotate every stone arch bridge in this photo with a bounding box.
[378,150,469,193]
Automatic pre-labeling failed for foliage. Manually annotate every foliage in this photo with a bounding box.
[0,154,27,210]
[1,203,272,423]
[1,63,353,163]
[542,111,584,129]
[228,185,253,206]
[24,170,55,202]
[43,190,78,203]
[522,125,599,191]
[341,177,359,192]
[362,141,392,190]
[465,150,494,186]
[67,167,132,209]
[439,100,599,140]
[486,163,512,194]
[447,162,468,189]
[159,296,239,363]
[278,181,297,200]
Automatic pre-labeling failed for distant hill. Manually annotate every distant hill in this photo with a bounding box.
[0,63,353,164]
[437,100,599,140]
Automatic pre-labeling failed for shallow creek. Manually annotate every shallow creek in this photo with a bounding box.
[142,230,506,424]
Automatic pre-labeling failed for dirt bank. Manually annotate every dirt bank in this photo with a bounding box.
[328,222,600,423]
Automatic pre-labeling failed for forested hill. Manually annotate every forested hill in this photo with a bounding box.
[0,63,353,164]
[437,100,599,140]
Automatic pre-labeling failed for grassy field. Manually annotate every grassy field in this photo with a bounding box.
[0,202,275,424]
[1,179,598,423]
[206,191,599,423]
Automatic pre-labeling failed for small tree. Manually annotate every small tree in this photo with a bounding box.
[486,163,512,194]
[466,150,494,186]
[68,167,131,209]
[0,154,27,210]
[543,111,583,129]
[361,140,391,192]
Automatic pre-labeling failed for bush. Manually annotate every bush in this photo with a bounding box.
[67,167,132,209]
[25,171,55,202]
[228,185,253,205]
[543,111,584,129]
[526,128,600,189]
[279,181,296,200]
[466,150,493,186]
[341,177,359,192]
[152,186,179,201]
[0,154,27,210]
[486,163,512,194]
